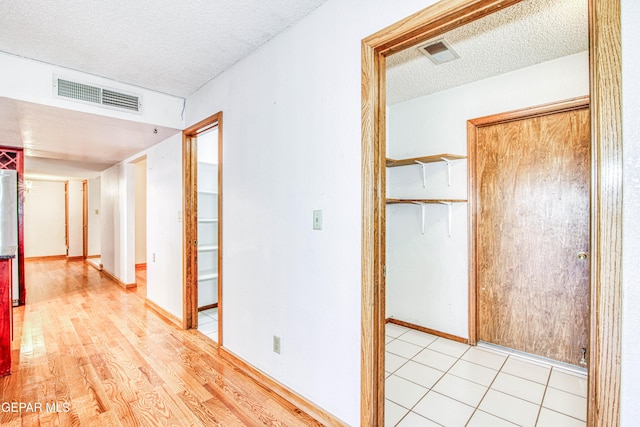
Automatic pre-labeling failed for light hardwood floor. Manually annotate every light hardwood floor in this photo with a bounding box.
[1,260,323,426]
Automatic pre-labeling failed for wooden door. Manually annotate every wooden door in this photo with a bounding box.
[473,103,590,365]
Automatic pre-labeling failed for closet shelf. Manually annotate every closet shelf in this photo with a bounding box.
[198,218,218,223]
[198,245,219,252]
[387,198,467,204]
[387,199,467,236]
[197,190,218,195]
[198,273,218,281]
[386,154,466,167]
[387,154,466,187]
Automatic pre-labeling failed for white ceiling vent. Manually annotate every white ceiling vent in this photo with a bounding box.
[418,39,460,65]
[54,77,142,113]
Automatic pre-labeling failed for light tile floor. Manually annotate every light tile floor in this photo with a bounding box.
[198,307,218,342]
[385,323,587,427]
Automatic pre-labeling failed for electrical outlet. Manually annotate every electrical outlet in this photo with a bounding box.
[273,336,281,354]
[313,210,322,230]
[152,253,156,263]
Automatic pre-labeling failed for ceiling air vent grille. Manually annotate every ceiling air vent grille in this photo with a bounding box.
[54,77,142,113]
[57,79,102,104]
[102,89,139,111]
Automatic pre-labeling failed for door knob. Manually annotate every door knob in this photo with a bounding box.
[577,252,588,260]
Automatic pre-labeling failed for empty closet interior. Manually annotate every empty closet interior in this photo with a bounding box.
[196,127,220,340]
[384,0,589,365]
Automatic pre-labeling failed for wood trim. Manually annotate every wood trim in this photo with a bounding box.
[86,255,100,259]
[468,96,590,126]
[198,303,218,312]
[588,0,622,425]
[183,112,223,340]
[82,179,88,259]
[467,97,590,347]
[386,318,468,344]
[467,118,478,346]
[361,34,387,427]
[361,0,622,425]
[85,259,102,271]
[101,268,137,290]
[145,298,183,329]
[362,0,522,57]
[64,181,69,256]
[217,114,224,347]
[135,263,147,270]
[183,131,197,329]
[65,256,84,262]
[219,347,348,427]
[25,255,67,262]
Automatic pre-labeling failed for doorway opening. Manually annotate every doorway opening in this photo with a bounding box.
[132,156,147,293]
[183,112,223,345]
[84,177,102,270]
[361,0,621,425]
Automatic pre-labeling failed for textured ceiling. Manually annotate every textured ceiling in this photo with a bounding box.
[0,0,588,178]
[387,0,588,105]
[0,97,178,178]
[0,0,328,98]
[0,0,328,178]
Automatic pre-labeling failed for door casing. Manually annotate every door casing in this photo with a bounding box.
[183,112,223,346]
[361,1,622,426]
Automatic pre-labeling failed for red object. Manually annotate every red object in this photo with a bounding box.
[0,259,12,376]
[0,147,25,306]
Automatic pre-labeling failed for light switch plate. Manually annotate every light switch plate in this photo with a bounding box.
[313,210,322,230]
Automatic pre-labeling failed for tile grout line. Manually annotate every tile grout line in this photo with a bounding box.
[463,351,512,426]
[387,329,586,426]
[403,338,474,426]
[387,333,461,425]
[533,365,554,426]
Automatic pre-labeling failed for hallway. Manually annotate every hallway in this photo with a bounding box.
[1,260,320,426]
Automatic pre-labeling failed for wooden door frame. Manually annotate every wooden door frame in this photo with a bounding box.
[361,1,621,426]
[82,179,88,259]
[467,96,590,348]
[183,112,223,344]
[64,181,69,256]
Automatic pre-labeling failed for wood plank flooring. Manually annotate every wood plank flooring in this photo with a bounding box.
[1,260,323,426]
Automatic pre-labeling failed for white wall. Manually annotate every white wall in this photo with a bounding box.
[24,180,66,257]
[87,177,101,257]
[101,167,117,274]
[134,159,147,265]
[185,1,430,423]
[101,163,136,285]
[66,179,84,257]
[145,135,183,318]
[386,52,589,338]
[621,0,640,423]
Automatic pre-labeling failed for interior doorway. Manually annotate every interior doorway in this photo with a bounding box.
[361,0,622,425]
[84,177,102,270]
[132,157,147,291]
[183,112,223,345]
